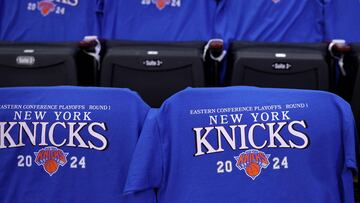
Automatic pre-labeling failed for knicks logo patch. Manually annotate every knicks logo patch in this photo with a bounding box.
[153,0,171,10]
[234,149,270,180]
[37,0,56,16]
[141,0,180,10]
[34,147,68,176]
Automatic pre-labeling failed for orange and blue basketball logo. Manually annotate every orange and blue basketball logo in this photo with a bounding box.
[37,0,56,16]
[142,0,180,10]
[152,0,171,10]
[34,147,68,176]
[234,149,270,180]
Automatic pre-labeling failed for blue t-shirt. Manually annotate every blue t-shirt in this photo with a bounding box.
[215,0,325,45]
[101,0,217,41]
[0,0,101,42]
[125,86,357,203]
[0,86,156,203]
[324,0,360,42]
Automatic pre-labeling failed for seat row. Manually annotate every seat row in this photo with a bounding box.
[0,86,357,203]
[0,41,359,128]
[1,0,360,43]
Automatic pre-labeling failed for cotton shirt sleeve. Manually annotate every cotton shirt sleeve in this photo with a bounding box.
[125,109,164,194]
[337,98,358,203]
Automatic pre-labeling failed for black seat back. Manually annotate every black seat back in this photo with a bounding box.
[100,41,206,107]
[348,44,360,135]
[0,42,82,86]
[228,42,331,91]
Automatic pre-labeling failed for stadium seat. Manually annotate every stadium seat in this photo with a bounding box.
[347,44,360,135]
[0,42,97,87]
[0,42,78,86]
[227,42,331,91]
[125,86,357,203]
[100,41,206,107]
[348,44,360,202]
[0,86,156,203]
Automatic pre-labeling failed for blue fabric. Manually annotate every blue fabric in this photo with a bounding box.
[215,0,325,45]
[0,86,155,203]
[324,0,360,42]
[102,0,217,41]
[0,0,101,42]
[125,86,357,203]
